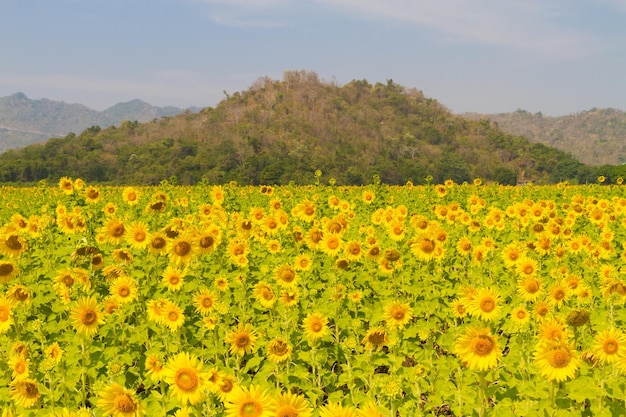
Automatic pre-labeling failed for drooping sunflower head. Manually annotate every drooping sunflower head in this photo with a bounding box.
[0,260,19,284]
[266,337,293,363]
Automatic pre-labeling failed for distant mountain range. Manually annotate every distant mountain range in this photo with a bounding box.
[465,108,626,166]
[0,92,201,153]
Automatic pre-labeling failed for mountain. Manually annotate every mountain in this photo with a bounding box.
[0,92,197,153]
[464,108,626,166]
[0,71,606,186]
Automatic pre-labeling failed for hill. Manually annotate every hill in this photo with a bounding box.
[464,108,626,166]
[0,71,609,186]
[0,92,195,153]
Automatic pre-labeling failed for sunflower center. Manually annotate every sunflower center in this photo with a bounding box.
[114,393,137,412]
[0,263,14,276]
[271,340,289,356]
[473,335,495,356]
[118,286,130,298]
[82,310,97,325]
[6,235,22,251]
[175,241,192,257]
[548,349,571,368]
[201,297,214,308]
[220,379,234,393]
[19,381,39,398]
[241,401,263,417]
[14,288,28,301]
[603,339,619,355]
[175,369,199,392]
[233,244,245,255]
[261,288,273,300]
[392,308,406,320]
[327,238,339,250]
[14,362,26,374]
[480,298,495,313]
[168,311,179,322]
[235,334,250,348]
[369,331,386,345]
[134,231,146,242]
[420,240,435,254]
[152,237,166,249]
[169,275,180,285]
[280,269,295,283]
[111,225,125,238]
[87,189,99,199]
[552,288,566,301]
[516,310,527,320]
[525,280,540,293]
[200,236,214,249]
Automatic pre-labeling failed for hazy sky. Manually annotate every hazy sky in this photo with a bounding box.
[2,0,626,116]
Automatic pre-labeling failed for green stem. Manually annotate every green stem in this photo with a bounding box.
[478,372,487,417]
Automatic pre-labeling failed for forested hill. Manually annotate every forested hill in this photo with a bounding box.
[0,71,605,186]
[465,108,626,166]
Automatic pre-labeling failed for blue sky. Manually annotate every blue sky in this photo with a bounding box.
[1,0,626,116]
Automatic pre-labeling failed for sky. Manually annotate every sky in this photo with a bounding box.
[2,0,626,116]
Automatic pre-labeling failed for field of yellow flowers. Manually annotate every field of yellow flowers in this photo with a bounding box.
[1,177,625,417]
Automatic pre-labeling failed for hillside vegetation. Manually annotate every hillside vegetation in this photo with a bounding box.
[0,92,189,153]
[465,108,626,166]
[0,71,613,186]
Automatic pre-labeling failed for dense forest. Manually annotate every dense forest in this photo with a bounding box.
[0,71,621,186]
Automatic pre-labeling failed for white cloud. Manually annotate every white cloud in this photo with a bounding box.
[313,0,593,58]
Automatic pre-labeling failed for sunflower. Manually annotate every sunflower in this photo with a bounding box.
[517,277,543,302]
[144,354,165,382]
[454,327,502,371]
[510,306,530,328]
[410,237,438,262]
[1,259,23,283]
[9,378,40,408]
[97,382,143,417]
[101,218,127,246]
[193,289,218,315]
[215,373,242,402]
[122,186,140,206]
[162,301,185,332]
[266,337,293,363]
[45,342,64,364]
[547,281,569,308]
[466,288,501,322]
[534,339,580,382]
[8,353,30,380]
[70,296,104,337]
[0,295,13,334]
[226,323,258,356]
[224,385,272,417]
[273,392,313,417]
[294,254,312,271]
[320,233,343,257]
[124,221,151,250]
[110,275,139,304]
[163,352,208,405]
[168,235,196,264]
[84,185,100,203]
[344,240,364,262]
[538,318,568,342]
[384,301,413,330]
[196,229,220,255]
[318,403,358,417]
[593,328,625,364]
[516,256,539,277]
[148,232,168,256]
[113,248,133,265]
[7,284,30,305]
[302,312,329,342]
[362,327,389,352]
[358,402,386,417]
[253,282,276,308]
[0,231,28,258]
[274,264,298,288]
[58,176,74,195]
[303,226,324,250]
[162,265,186,292]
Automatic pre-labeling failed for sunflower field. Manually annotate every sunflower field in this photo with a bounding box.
[1,177,626,417]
